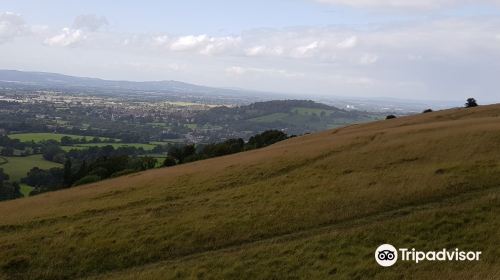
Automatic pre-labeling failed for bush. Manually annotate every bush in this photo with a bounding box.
[72,175,101,186]
[423,109,433,113]
[110,169,136,178]
[42,144,65,162]
[0,147,14,156]
[386,115,397,120]
[163,156,177,167]
[465,98,478,108]
[247,130,287,149]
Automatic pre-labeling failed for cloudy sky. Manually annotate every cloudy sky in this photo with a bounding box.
[1,0,500,101]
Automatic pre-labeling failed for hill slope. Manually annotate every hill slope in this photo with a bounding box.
[1,105,500,279]
[0,69,273,100]
[196,100,379,137]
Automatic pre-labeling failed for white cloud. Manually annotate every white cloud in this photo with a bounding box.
[244,45,284,56]
[152,35,169,46]
[0,12,26,43]
[167,34,241,55]
[314,0,500,9]
[293,41,321,58]
[44,28,86,47]
[226,66,247,75]
[358,53,379,65]
[42,15,108,48]
[170,35,208,51]
[200,36,241,55]
[226,66,304,78]
[337,36,358,49]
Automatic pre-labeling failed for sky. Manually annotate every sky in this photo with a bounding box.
[1,0,500,102]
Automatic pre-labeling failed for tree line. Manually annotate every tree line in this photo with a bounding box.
[14,130,289,198]
[0,168,21,201]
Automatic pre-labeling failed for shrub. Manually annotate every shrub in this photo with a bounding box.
[465,98,478,108]
[163,156,177,167]
[72,175,101,186]
[247,130,287,149]
[110,169,136,178]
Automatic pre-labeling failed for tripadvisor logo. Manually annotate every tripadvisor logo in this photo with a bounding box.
[375,244,482,267]
[375,244,398,267]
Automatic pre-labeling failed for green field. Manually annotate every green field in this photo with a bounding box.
[76,143,156,150]
[292,107,334,116]
[9,133,116,143]
[151,139,185,145]
[61,143,161,152]
[154,157,167,167]
[60,146,88,152]
[185,123,198,129]
[146,123,169,128]
[19,184,33,197]
[249,108,336,124]
[248,113,290,123]
[0,154,62,182]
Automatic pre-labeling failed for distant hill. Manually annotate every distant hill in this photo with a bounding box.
[0,69,454,112]
[196,100,380,137]
[0,69,277,101]
[1,104,499,279]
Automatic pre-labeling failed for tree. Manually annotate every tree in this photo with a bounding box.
[247,130,288,149]
[72,175,101,186]
[60,136,73,146]
[465,98,478,108]
[21,167,64,192]
[42,144,65,162]
[138,157,157,170]
[75,160,88,181]
[0,179,21,201]
[0,147,14,156]
[0,168,9,188]
[168,146,183,162]
[168,144,196,163]
[63,159,73,187]
[182,145,196,160]
[147,157,158,169]
[163,156,177,167]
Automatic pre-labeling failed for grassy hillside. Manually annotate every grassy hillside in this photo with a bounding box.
[1,105,500,279]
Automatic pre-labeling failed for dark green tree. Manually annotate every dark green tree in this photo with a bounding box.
[465,98,478,108]
[0,147,14,156]
[63,159,73,187]
[0,170,21,201]
[0,168,9,188]
[60,136,74,146]
[42,144,65,162]
[163,156,177,167]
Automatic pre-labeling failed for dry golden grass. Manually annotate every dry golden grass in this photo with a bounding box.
[0,105,500,279]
